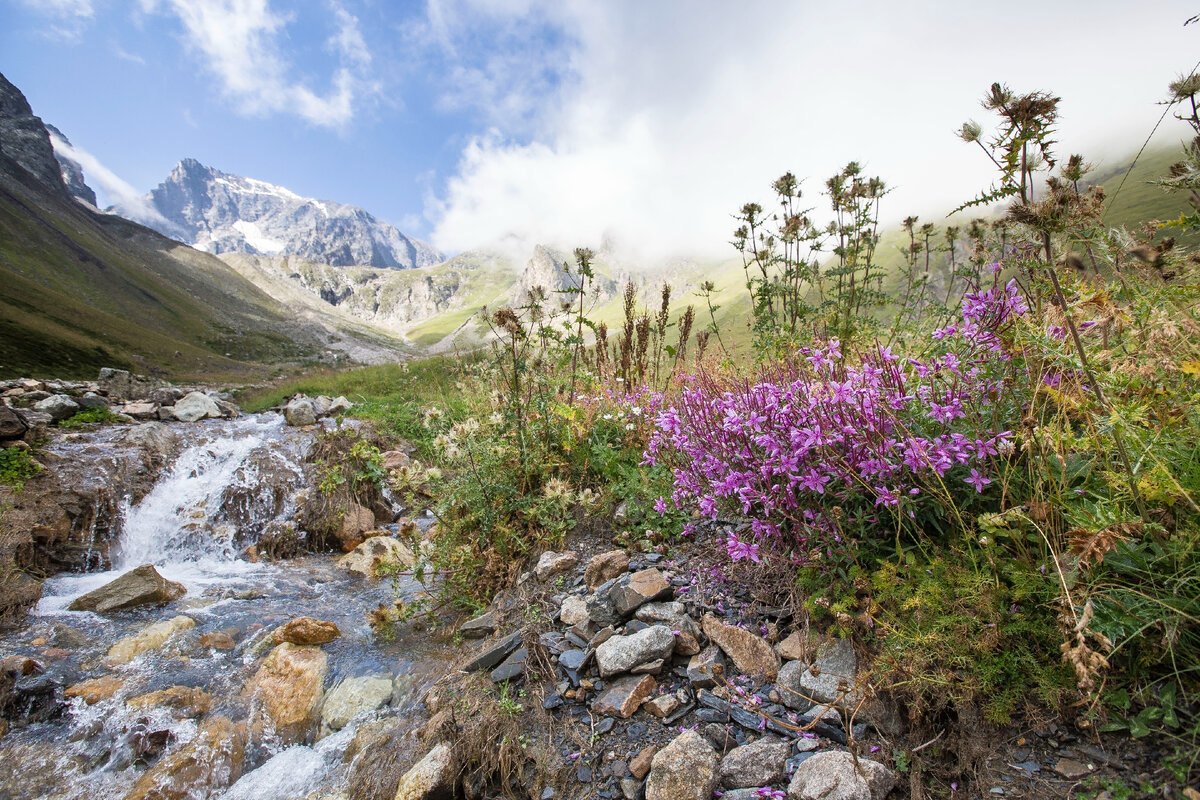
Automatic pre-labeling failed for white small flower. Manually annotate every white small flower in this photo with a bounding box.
[631,406,642,416]
[625,423,635,430]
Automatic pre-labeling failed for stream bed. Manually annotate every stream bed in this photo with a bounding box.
[0,415,454,800]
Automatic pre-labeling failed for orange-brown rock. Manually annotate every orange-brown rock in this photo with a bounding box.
[242,643,328,745]
[123,716,247,800]
[65,675,125,705]
[126,686,212,718]
[273,617,340,646]
[701,615,779,680]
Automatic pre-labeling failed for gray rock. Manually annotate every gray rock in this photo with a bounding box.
[327,396,353,414]
[687,646,726,689]
[34,394,79,421]
[119,422,180,458]
[98,368,132,400]
[16,409,52,442]
[634,601,700,637]
[595,625,675,678]
[462,629,524,673]
[490,647,528,682]
[0,405,29,440]
[284,396,317,427]
[76,392,108,409]
[720,738,790,789]
[173,391,222,422]
[645,730,719,800]
[535,550,579,581]
[777,660,812,711]
[610,568,672,616]
[393,741,455,800]
[67,563,186,614]
[591,674,656,718]
[786,751,895,800]
[801,638,859,706]
[321,675,393,730]
[460,611,496,639]
[559,595,590,626]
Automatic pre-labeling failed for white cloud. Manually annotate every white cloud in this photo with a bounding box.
[47,132,182,235]
[143,0,376,129]
[427,0,1200,260]
[16,0,95,41]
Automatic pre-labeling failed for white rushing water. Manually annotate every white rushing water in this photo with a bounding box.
[37,414,309,615]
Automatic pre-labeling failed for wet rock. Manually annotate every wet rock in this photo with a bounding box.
[336,502,378,550]
[69,564,187,614]
[702,615,779,680]
[786,751,895,800]
[645,729,719,800]
[585,550,630,589]
[126,686,213,718]
[104,615,196,667]
[559,595,590,627]
[687,646,726,689]
[51,623,91,649]
[592,674,656,719]
[635,601,700,637]
[34,394,79,421]
[199,632,236,651]
[720,738,790,789]
[610,568,672,616]
[120,422,180,458]
[595,625,675,678]
[172,391,222,422]
[284,396,317,427]
[0,405,29,439]
[337,536,415,580]
[630,745,658,780]
[124,716,248,800]
[273,617,341,646]
[459,611,496,639]
[490,647,528,682]
[462,629,524,673]
[0,572,42,629]
[801,638,858,706]
[394,741,455,800]
[535,550,579,580]
[64,675,125,705]
[322,675,393,730]
[243,643,328,745]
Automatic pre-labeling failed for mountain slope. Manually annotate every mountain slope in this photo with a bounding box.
[0,72,406,379]
[140,159,443,269]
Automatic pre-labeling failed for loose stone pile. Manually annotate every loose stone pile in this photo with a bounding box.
[401,547,899,800]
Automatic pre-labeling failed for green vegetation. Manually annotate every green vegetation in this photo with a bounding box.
[0,448,41,491]
[58,406,119,427]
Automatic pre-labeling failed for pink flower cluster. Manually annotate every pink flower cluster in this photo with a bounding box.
[645,280,1027,564]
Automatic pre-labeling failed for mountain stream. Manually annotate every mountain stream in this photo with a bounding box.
[0,415,453,800]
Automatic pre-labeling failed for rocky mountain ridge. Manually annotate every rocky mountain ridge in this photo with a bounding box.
[140,159,443,270]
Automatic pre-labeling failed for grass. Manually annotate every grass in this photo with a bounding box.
[0,448,42,491]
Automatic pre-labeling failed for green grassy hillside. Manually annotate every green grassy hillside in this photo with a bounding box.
[0,153,403,381]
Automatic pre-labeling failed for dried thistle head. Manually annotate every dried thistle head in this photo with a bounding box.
[1169,72,1200,102]
[957,120,983,143]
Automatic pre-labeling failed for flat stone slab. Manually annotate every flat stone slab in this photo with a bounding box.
[463,629,524,673]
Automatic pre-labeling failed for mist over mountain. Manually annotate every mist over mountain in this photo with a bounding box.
[139,158,444,270]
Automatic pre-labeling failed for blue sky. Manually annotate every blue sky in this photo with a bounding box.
[2,1,1198,260]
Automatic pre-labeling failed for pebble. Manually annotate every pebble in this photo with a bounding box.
[577,765,593,783]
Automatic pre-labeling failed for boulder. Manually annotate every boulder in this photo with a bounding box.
[786,751,895,800]
[322,675,393,730]
[337,536,415,580]
[98,368,132,400]
[124,716,248,800]
[120,422,180,457]
[635,601,700,637]
[327,396,353,415]
[595,625,675,678]
[645,729,720,800]
[0,405,30,440]
[77,392,109,409]
[123,402,159,420]
[702,615,779,680]
[173,391,222,422]
[394,741,455,800]
[591,674,656,719]
[243,643,328,745]
[801,638,859,706]
[146,388,179,406]
[284,396,317,427]
[585,550,630,589]
[104,615,195,667]
[273,617,341,646]
[64,675,125,705]
[337,502,377,550]
[534,550,579,580]
[720,738,790,789]
[312,396,334,417]
[34,394,79,421]
[610,568,672,616]
[68,564,187,614]
[15,409,52,442]
[126,686,213,718]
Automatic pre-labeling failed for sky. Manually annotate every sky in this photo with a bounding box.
[2,0,1198,261]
